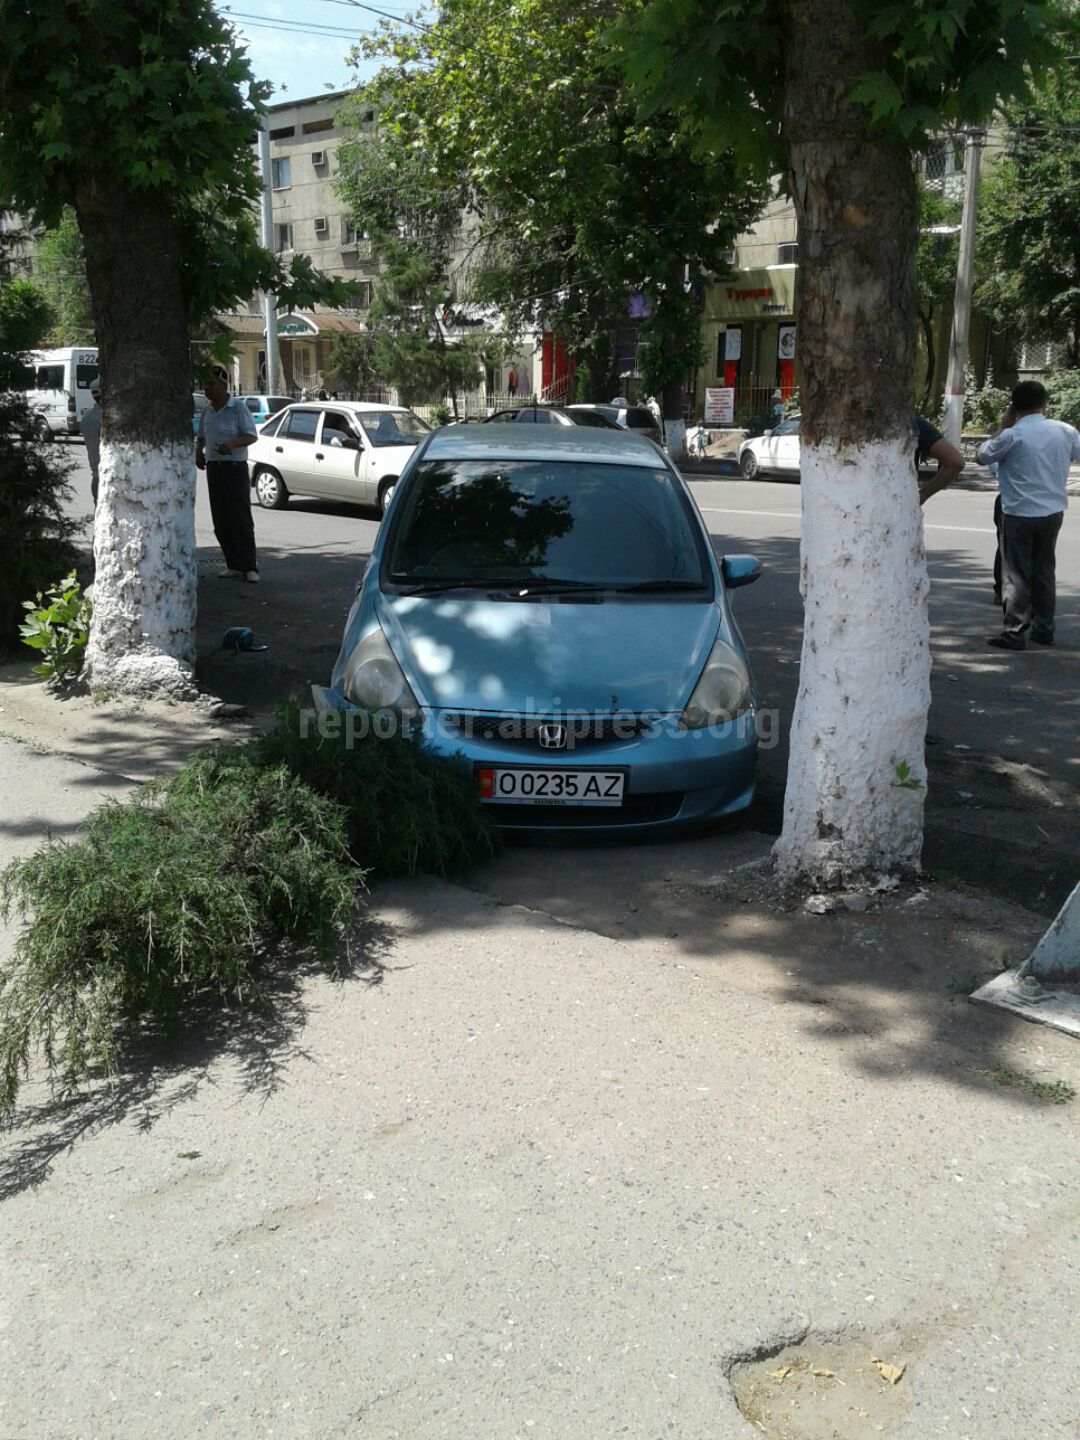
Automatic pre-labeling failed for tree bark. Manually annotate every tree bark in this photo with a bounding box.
[773,0,930,886]
[74,172,197,698]
[918,305,935,412]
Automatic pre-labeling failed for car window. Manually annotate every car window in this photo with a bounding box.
[284,408,320,442]
[320,411,356,445]
[243,397,261,413]
[35,364,64,390]
[259,412,286,437]
[515,408,553,423]
[354,410,429,447]
[266,397,292,415]
[486,410,519,423]
[76,363,99,390]
[773,417,800,437]
[385,459,711,591]
[569,410,615,428]
[625,409,657,429]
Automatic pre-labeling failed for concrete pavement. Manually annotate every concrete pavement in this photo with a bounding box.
[1,677,1079,1440]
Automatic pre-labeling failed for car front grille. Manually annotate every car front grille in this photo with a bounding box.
[441,711,655,751]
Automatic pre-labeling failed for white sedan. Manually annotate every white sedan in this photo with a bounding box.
[736,414,801,481]
[247,401,430,515]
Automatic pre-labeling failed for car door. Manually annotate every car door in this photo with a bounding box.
[312,411,366,502]
[773,416,801,474]
[272,407,319,495]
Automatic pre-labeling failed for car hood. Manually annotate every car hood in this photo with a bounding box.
[376,592,721,713]
[369,443,419,474]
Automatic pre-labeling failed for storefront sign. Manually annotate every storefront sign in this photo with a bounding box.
[778,325,797,360]
[277,318,316,336]
[704,387,735,425]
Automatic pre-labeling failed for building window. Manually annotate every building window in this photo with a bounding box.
[777,242,798,265]
[274,223,293,253]
[269,125,295,140]
[1017,338,1057,372]
[302,117,334,134]
[271,157,291,190]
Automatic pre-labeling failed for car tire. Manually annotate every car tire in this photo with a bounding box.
[739,450,760,481]
[254,467,289,509]
[34,416,52,443]
[378,477,397,516]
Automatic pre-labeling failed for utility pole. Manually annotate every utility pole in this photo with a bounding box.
[258,118,282,395]
[942,125,986,449]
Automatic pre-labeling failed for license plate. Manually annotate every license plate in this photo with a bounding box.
[476,766,625,807]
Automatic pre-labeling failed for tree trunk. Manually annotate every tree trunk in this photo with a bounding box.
[661,258,688,462]
[773,0,930,887]
[74,173,197,698]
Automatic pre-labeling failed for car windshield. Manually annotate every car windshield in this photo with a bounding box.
[355,410,430,447]
[384,459,711,594]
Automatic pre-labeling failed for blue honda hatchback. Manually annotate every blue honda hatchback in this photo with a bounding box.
[313,426,762,835]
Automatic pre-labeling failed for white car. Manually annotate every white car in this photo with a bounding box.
[247,401,430,515]
[737,414,801,481]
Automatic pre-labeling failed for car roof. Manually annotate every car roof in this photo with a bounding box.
[422,424,667,466]
[274,400,411,414]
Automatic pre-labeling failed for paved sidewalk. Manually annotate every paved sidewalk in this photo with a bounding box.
[1,676,1078,1439]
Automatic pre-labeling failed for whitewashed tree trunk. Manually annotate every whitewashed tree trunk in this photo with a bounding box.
[75,173,198,699]
[775,0,928,885]
[86,440,197,698]
[665,416,687,464]
[773,435,930,885]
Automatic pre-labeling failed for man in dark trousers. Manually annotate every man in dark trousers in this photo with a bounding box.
[195,367,260,582]
[977,380,1079,649]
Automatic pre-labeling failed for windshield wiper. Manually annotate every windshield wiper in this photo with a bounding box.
[393,576,532,595]
[611,579,709,593]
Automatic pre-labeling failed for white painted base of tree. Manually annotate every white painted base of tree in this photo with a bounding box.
[84,439,198,699]
[665,418,686,464]
[773,435,931,887]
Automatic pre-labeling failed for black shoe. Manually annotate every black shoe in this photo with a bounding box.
[987,632,1026,651]
[992,591,1003,606]
[1031,632,1054,647]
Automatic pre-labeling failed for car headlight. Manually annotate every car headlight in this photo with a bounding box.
[341,625,420,715]
[680,637,750,729]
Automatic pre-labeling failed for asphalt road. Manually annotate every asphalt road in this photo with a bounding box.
[58,441,1078,909]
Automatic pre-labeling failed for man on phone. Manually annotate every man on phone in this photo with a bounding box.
[977,380,1079,649]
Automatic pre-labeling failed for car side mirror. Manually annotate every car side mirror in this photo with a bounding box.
[721,555,762,589]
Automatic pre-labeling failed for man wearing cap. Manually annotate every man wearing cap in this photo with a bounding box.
[195,367,260,582]
[80,381,103,505]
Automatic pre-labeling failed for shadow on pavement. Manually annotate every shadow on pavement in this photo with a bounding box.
[0,913,394,1200]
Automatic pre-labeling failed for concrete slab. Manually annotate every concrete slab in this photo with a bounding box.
[1025,879,1080,981]
[970,967,1080,1039]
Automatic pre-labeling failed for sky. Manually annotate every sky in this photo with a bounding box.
[217,0,418,104]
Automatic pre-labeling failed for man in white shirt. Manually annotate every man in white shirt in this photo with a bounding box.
[195,367,259,582]
[977,380,1079,650]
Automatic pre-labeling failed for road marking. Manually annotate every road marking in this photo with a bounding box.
[699,506,996,536]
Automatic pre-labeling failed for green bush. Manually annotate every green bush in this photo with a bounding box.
[0,758,362,1121]
[19,572,91,683]
[1045,367,1080,427]
[251,701,498,878]
[964,384,1010,432]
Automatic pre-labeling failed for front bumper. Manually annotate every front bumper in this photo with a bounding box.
[310,686,757,837]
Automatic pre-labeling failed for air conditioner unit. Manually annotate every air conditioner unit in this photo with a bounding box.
[311,150,326,167]
[314,216,328,235]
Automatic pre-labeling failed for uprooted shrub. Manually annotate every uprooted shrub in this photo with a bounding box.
[0,757,362,1123]
[250,701,499,878]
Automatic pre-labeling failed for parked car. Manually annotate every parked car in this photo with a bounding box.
[483,405,620,428]
[237,394,293,427]
[737,414,801,480]
[566,402,664,448]
[247,401,430,515]
[312,425,762,837]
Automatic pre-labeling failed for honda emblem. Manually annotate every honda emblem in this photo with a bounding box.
[538,722,567,750]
